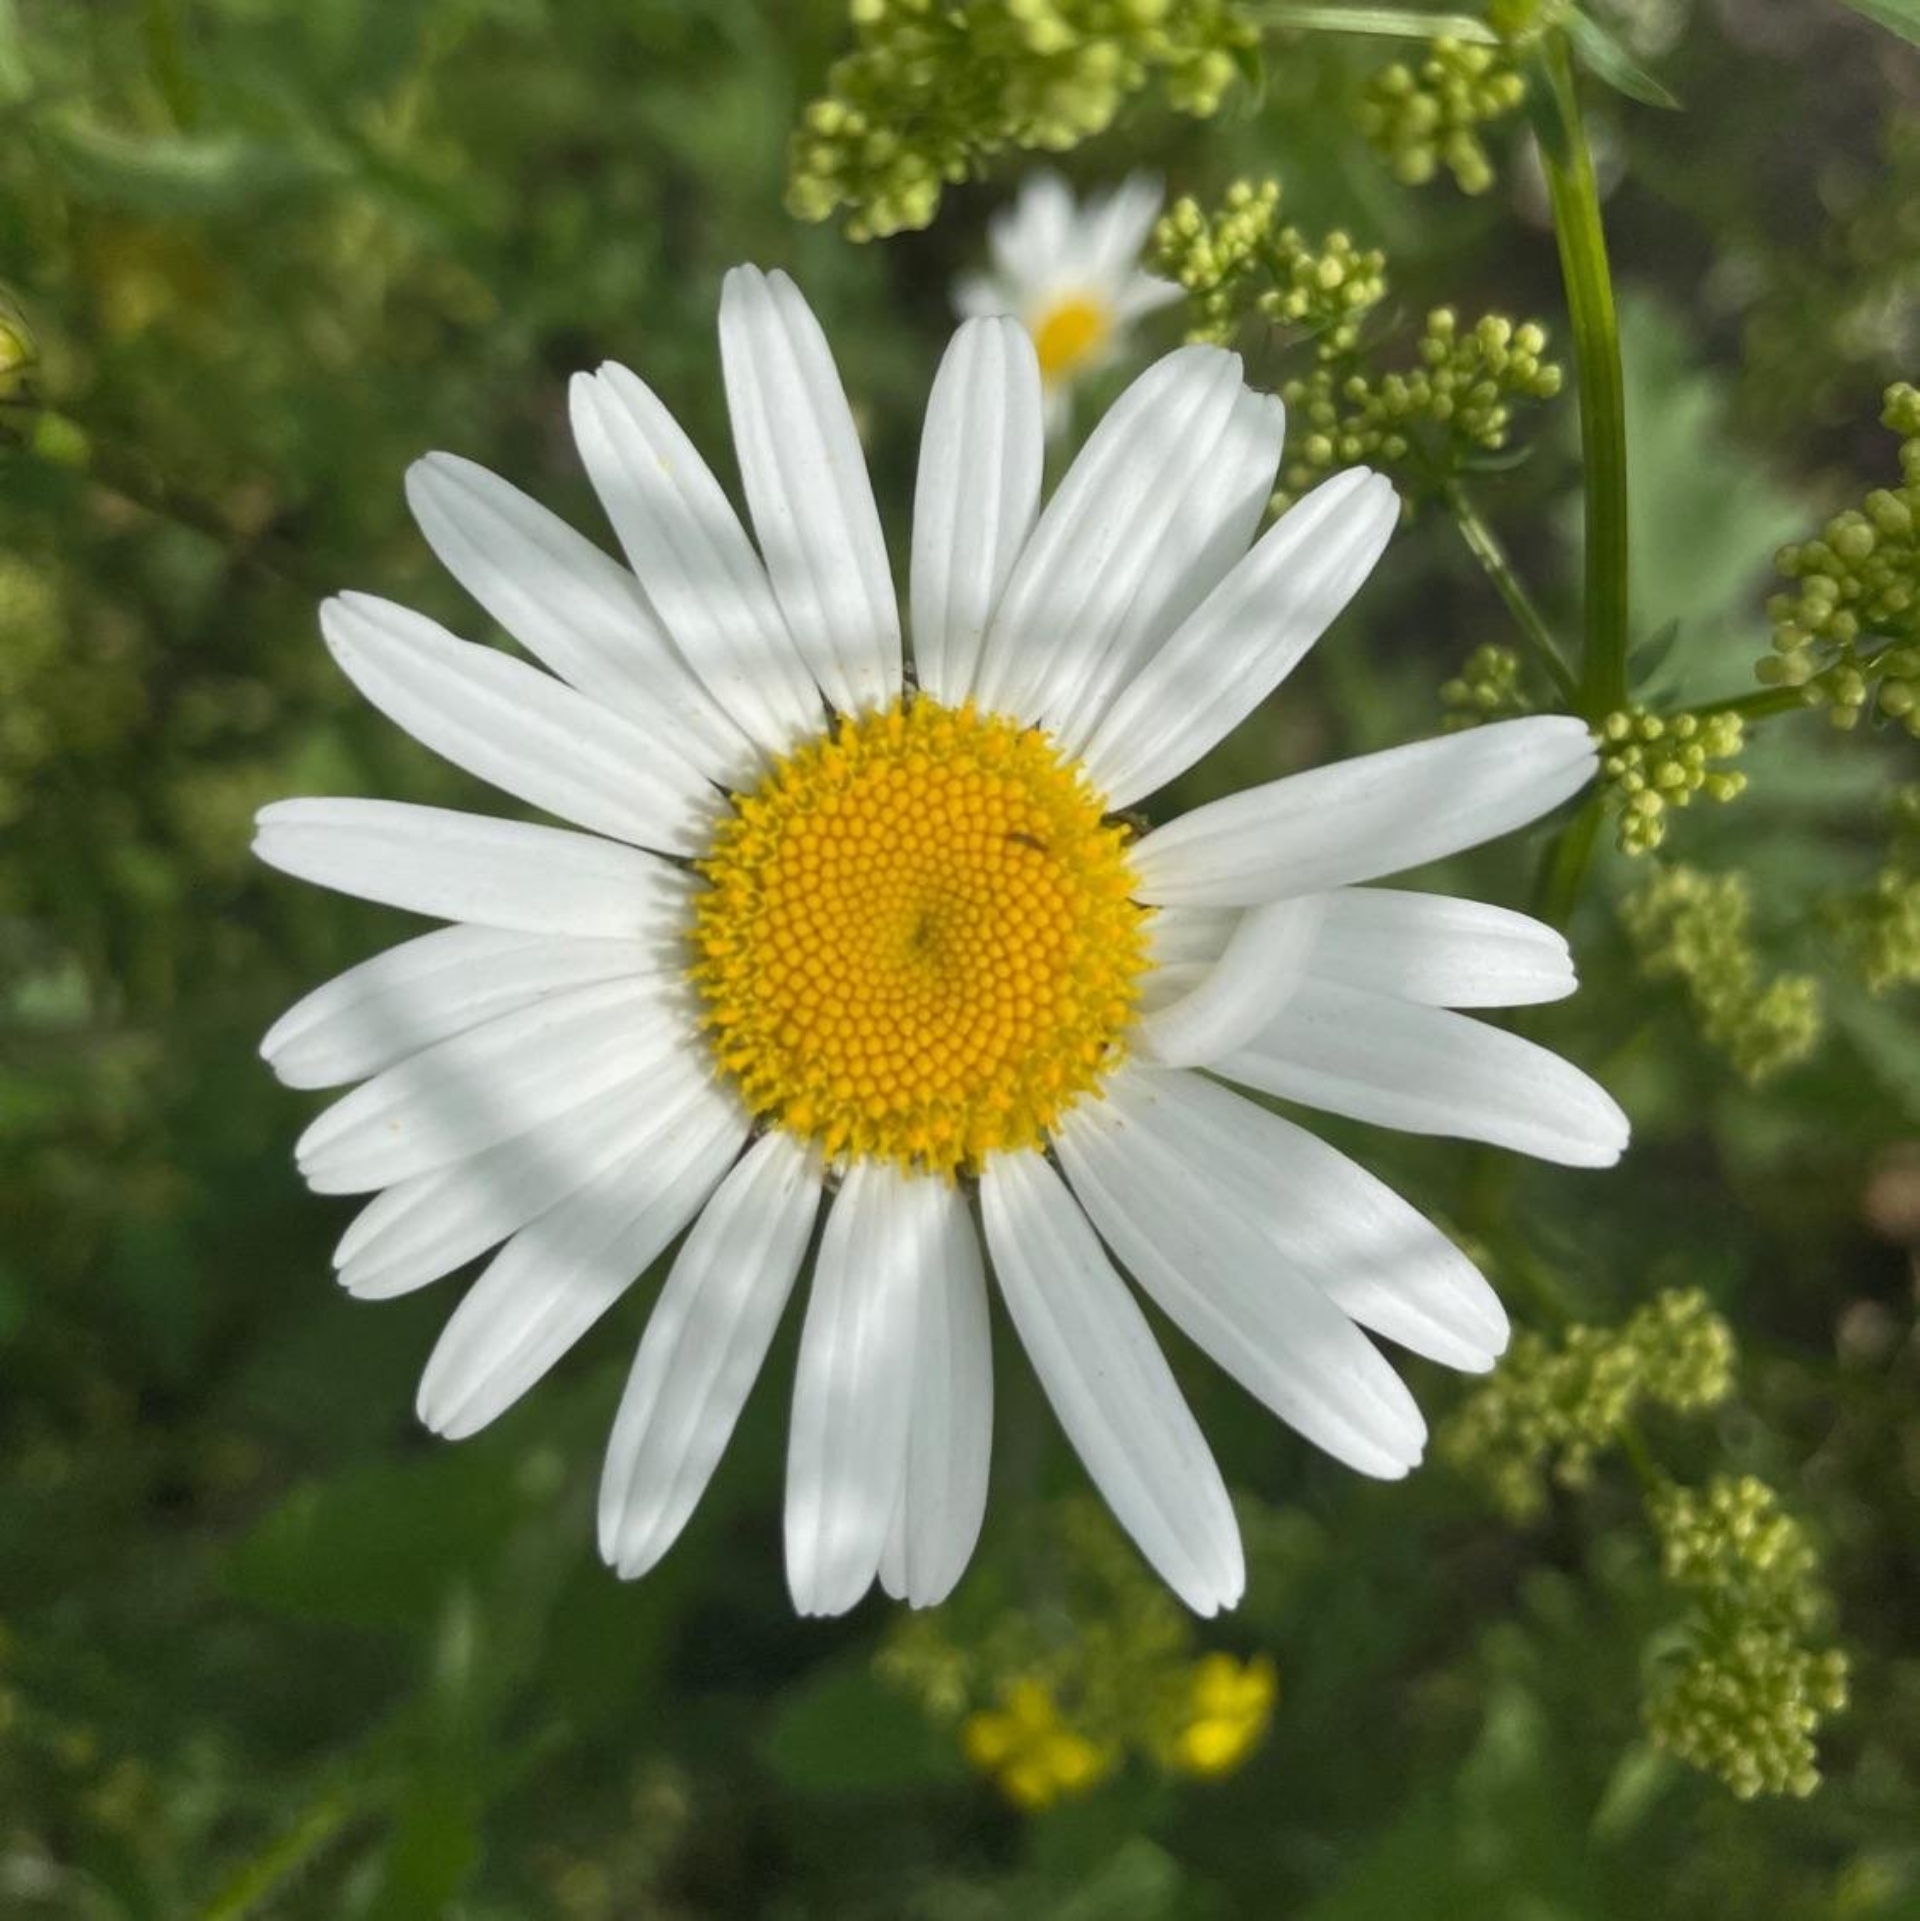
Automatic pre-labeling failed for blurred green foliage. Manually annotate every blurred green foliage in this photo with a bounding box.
[3,0,1918,1915]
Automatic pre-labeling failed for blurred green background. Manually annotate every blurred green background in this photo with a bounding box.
[2,1,1917,1915]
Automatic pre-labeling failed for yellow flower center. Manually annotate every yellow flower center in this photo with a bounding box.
[1031,293,1112,383]
[690,697,1148,1177]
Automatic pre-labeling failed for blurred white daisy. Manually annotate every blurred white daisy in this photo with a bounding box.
[256,266,1625,1619]
[955,172,1181,434]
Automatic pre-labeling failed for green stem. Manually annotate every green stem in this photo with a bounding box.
[1441,477,1580,703]
[1538,34,1630,721]
[1682,685,1809,725]
[1534,796,1603,931]
[1250,3,1497,42]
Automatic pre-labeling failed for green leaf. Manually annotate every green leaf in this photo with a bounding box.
[225,1443,540,1633]
[359,1777,483,1921]
[40,114,336,215]
[761,1661,969,1797]
[1608,296,1808,695]
[1565,10,1680,110]
[1834,0,1920,45]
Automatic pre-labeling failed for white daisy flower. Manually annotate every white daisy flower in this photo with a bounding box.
[955,172,1181,435]
[256,265,1625,1620]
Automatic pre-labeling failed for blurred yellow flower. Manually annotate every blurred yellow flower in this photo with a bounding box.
[1159,1652,1277,1778]
[962,1679,1118,1810]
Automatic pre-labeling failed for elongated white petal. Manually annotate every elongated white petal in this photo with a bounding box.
[785,1163,927,1617]
[253,799,692,938]
[990,171,1074,287]
[600,1131,822,1580]
[877,1179,993,1608]
[569,363,823,754]
[1083,469,1399,808]
[320,593,715,853]
[264,926,654,1091]
[404,453,754,787]
[971,346,1245,728]
[910,318,1044,706]
[1048,379,1287,754]
[1137,895,1324,1068]
[1056,1069,1441,1477]
[335,1064,708,1299]
[1305,888,1576,1008]
[1220,979,1630,1167]
[1081,173,1166,283]
[980,1151,1242,1614]
[1131,716,1598,908]
[295,978,692,1195]
[416,1088,747,1439]
[719,266,901,714]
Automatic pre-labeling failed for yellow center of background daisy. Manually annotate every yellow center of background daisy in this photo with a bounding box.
[1031,295,1112,383]
[691,698,1147,1177]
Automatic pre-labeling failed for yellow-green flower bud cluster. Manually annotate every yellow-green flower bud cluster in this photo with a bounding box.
[878,1497,1276,1807]
[1440,1289,1735,1522]
[1440,642,1533,729]
[1758,383,1920,736]
[1651,1475,1819,1617]
[1831,784,1920,995]
[1279,309,1563,500]
[1621,866,1823,1085]
[1644,1625,1849,1801]
[1597,706,1748,856]
[1356,38,1528,197]
[1643,1477,1849,1799]
[787,0,1255,241]
[1149,180,1388,353]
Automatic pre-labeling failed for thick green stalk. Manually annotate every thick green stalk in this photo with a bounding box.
[1538,34,1631,721]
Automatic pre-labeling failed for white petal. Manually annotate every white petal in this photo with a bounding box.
[1083,469,1399,808]
[416,1087,747,1440]
[953,271,1013,320]
[876,1180,993,1608]
[1056,1068,1441,1473]
[1081,1068,1506,1371]
[295,977,692,1195]
[1112,271,1185,325]
[970,346,1245,728]
[1305,888,1577,1007]
[253,799,692,938]
[991,172,1074,287]
[1081,174,1165,282]
[599,1130,822,1580]
[719,266,902,715]
[320,593,715,853]
[1131,716,1598,908]
[1072,1064,1505,1374]
[263,925,654,1091]
[334,1065,706,1299]
[1136,895,1324,1068]
[1048,379,1287,756]
[569,363,823,755]
[909,318,1044,706]
[404,453,754,787]
[784,1162,927,1617]
[1220,979,1630,1168]
[979,1150,1243,1615]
